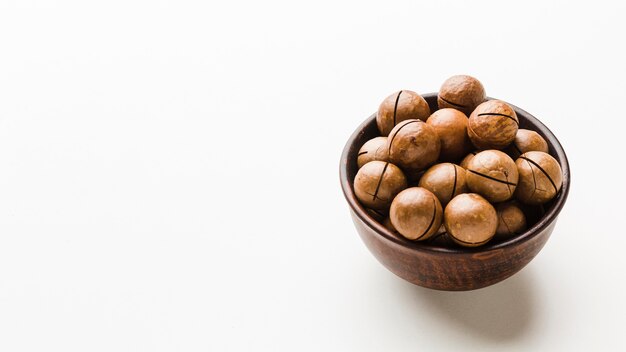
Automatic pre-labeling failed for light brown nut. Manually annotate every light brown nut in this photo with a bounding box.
[426,108,472,161]
[515,151,563,205]
[357,137,389,168]
[437,75,486,116]
[418,163,468,206]
[507,129,549,159]
[444,193,497,247]
[354,161,407,210]
[390,187,443,241]
[495,201,527,239]
[459,151,478,169]
[387,119,441,171]
[377,90,430,136]
[468,100,519,150]
[466,150,518,203]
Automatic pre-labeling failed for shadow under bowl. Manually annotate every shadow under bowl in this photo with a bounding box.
[339,93,570,291]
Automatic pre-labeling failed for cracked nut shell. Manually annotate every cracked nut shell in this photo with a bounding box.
[437,75,486,116]
[515,151,563,205]
[377,90,430,136]
[466,150,518,203]
[444,193,497,247]
[357,137,389,168]
[418,163,468,206]
[387,119,441,171]
[468,100,519,150]
[426,108,472,161]
[390,187,443,241]
[495,201,527,238]
[354,161,407,210]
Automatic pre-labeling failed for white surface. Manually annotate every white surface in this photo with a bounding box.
[0,1,623,351]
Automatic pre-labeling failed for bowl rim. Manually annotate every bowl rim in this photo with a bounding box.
[339,92,571,254]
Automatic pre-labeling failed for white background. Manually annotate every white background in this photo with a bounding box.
[0,1,623,351]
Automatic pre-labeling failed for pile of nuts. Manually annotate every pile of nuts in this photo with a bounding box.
[354,75,563,247]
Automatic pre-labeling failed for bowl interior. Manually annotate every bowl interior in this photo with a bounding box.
[340,93,570,254]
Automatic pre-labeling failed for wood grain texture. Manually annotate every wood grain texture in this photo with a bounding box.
[339,93,571,291]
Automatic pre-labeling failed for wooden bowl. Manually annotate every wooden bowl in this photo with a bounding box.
[339,93,570,291]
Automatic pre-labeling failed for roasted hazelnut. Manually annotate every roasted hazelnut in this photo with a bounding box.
[444,193,497,247]
[515,151,563,205]
[390,187,443,241]
[377,90,431,136]
[354,161,407,210]
[495,201,527,239]
[357,137,389,168]
[508,129,549,159]
[426,108,472,161]
[459,151,478,169]
[468,100,519,150]
[466,150,518,203]
[418,163,468,206]
[388,119,441,171]
[437,75,486,116]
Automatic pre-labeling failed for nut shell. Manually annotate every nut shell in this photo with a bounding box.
[357,137,389,168]
[426,108,472,161]
[444,193,497,247]
[466,150,518,203]
[388,119,441,171]
[437,75,486,116]
[459,151,478,169]
[468,100,519,150]
[508,129,549,159]
[495,201,527,239]
[377,90,430,136]
[418,163,468,206]
[354,161,407,210]
[515,151,562,205]
[390,187,443,241]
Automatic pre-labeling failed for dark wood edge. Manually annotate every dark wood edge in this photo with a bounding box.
[339,93,571,255]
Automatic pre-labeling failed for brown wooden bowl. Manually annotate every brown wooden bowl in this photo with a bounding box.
[339,93,570,291]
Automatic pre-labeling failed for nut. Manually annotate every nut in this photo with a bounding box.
[418,163,468,206]
[426,108,472,161]
[495,201,527,239]
[388,119,441,171]
[444,193,497,247]
[377,90,430,136]
[354,161,407,210]
[437,75,486,116]
[459,151,478,169]
[508,129,549,159]
[466,150,518,202]
[357,137,389,168]
[390,187,443,241]
[515,151,563,205]
[468,100,519,150]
